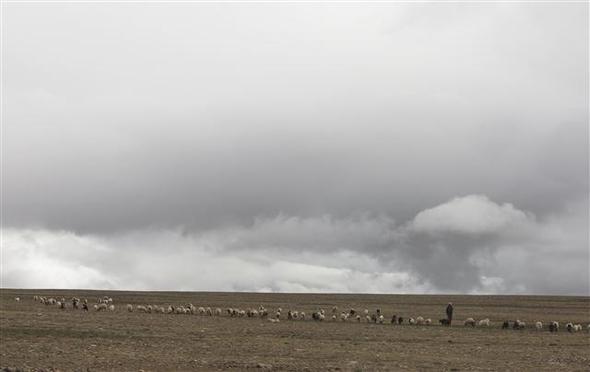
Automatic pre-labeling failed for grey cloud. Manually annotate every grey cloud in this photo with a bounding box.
[3,4,588,234]
[3,195,587,295]
[2,4,588,294]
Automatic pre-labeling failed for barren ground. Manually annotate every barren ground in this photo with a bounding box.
[1,289,589,371]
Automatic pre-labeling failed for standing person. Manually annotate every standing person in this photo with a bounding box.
[446,303,454,326]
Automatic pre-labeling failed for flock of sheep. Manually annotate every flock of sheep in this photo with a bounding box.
[20,296,590,334]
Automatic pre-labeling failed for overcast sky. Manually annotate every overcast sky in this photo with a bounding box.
[2,2,588,295]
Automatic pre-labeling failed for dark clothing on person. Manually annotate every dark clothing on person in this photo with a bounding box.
[446,303,454,325]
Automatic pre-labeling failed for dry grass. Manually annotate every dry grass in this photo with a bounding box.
[1,289,589,371]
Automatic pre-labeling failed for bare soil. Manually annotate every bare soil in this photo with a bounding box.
[1,289,589,371]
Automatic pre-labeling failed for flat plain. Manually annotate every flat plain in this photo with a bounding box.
[1,289,589,371]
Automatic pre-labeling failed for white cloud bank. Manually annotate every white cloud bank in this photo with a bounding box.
[2,195,588,295]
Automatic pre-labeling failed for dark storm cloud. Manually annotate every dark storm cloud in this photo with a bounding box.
[2,3,588,294]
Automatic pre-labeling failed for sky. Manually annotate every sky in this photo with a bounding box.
[1,2,588,295]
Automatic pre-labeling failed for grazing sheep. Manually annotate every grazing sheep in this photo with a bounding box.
[199,307,206,315]
[478,318,490,327]
[416,316,424,325]
[573,324,582,332]
[215,308,222,316]
[96,303,107,311]
[391,315,397,324]
[136,305,148,313]
[398,317,404,325]
[425,318,432,325]
[147,305,153,313]
[439,318,450,326]
[108,304,115,311]
[378,315,384,324]
[60,301,66,310]
[409,317,416,325]
[356,315,361,322]
[365,315,372,323]
[464,318,476,327]
[502,321,510,329]
[332,306,338,314]
[331,314,337,321]
[82,303,89,311]
[535,321,543,331]
[566,322,574,332]
[188,304,196,314]
[514,320,526,330]
[349,308,356,316]
[300,312,306,320]
[549,321,559,332]
[206,307,213,316]
[14,297,20,302]
[364,309,369,316]
[268,318,280,323]
[340,312,348,322]
[127,304,133,312]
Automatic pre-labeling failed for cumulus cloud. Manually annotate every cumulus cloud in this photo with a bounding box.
[2,195,587,295]
[411,195,530,234]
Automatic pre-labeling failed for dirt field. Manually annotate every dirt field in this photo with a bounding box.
[1,289,589,371]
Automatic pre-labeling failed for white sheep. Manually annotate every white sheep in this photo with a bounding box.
[425,318,432,325]
[478,318,490,327]
[416,316,424,325]
[464,318,476,327]
[300,312,306,320]
[409,317,416,325]
[535,321,543,331]
[514,320,526,330]
[356,315,361,322]
[108,304,115,311]
[573,324,582,332]
[365,315,371,323]
[549,321,559,332]
[215,308,222,316]
[198,307,206,315]
[14,297,20,302]
[268,318,280,323]
[96,303,107,311]
[206,307,213,316]
[378,315,384,324]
